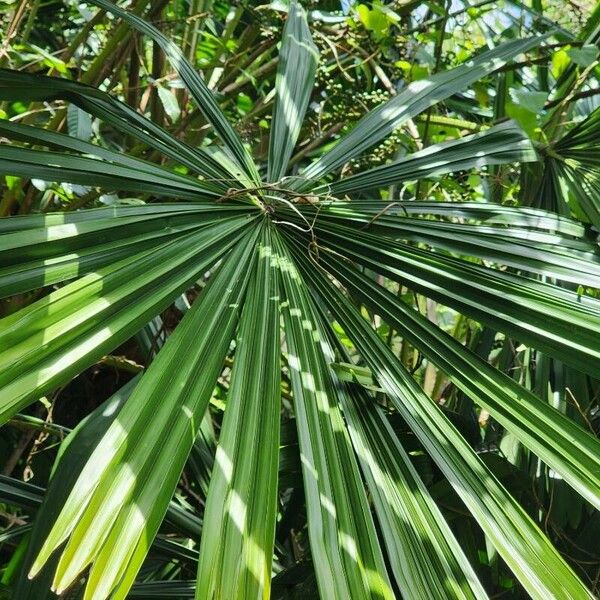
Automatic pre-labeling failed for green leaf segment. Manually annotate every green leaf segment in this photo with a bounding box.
[0,2,598,599]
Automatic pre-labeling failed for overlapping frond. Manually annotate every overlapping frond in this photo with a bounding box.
[0,2,598,599]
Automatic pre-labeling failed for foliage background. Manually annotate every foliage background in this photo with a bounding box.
[1,0,600,598]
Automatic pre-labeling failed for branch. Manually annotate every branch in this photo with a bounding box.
[545,86,600,109]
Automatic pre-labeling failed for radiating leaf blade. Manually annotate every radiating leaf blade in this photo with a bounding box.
[313,300,487,599]
[276,233,394,600]
[85,0,259,183]
[294,36,544,188]
[321,250,600,513]
[29,226,260,600]
[0,145,221,199]
[196,224,281,599]
[268,0,318,182]
[289,240,595,600]
[0,215,253,424]
[319,121,536,195]
[311,219,600,375]
[0,68,236,184]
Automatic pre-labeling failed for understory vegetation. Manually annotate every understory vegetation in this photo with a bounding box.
[1,0,600,598]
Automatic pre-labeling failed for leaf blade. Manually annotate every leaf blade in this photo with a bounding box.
[276,233,394,600]
[268,0,319,182]
[289,240,595,600]
[86,0,259,183]
[294,36,545,188]
[196,224,281,599]
[29,226,261,599]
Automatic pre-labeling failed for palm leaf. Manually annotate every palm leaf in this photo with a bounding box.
[268,0,318,182]
[86,0,260,183]
[29,226,260,598]
[0,203,252,297]
[311,220,600,375]
[320,250,600,512]
[364,201,585,236]
[290,241,594,599]
[293,36,545,188]
[13,378,138,600]
[320,121,536,195]
[549,105,600,228]
[0,5,598,598]
[313,304,487,599]
[0,215,252,423]
[0,145,222,199]
[0,69,235,183]
[300,200,600,287]
[277,234,394,600]
[196,224,281,599]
